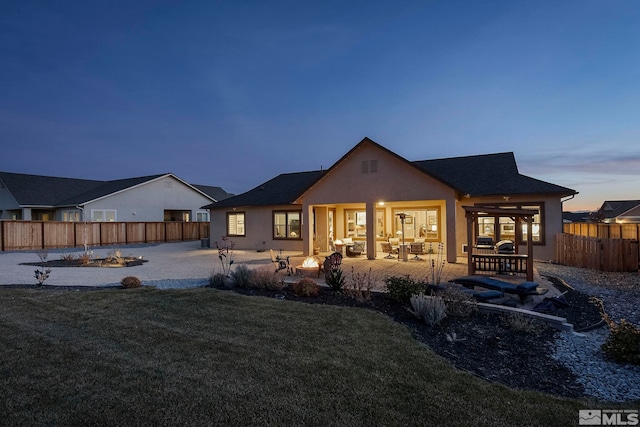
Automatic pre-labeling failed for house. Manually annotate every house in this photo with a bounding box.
[594,200,640,224]
[0,172,231,223]
[562,211,595,223]
[204,137,577,262]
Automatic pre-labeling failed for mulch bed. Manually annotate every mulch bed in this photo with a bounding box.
[218,277,605,400]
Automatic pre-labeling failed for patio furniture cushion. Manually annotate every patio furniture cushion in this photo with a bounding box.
[472,290,503,302]
[517,282,538,292]
[449,276,544,304]
[458,287,503,302]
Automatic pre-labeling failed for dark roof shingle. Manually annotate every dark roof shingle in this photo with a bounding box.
[204,171,323,209]
[414,152,575,197]
[0,172,227,207]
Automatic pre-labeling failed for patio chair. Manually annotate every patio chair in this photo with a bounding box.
[409,241,425,260]
[322,252,343,282]
[388,238,400,252]
[270,249,292,275]
[380,241,397,259]
[346,241,365,257]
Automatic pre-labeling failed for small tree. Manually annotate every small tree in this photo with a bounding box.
[215,236,235,277]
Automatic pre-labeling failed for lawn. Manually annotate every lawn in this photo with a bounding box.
[0,287,586,426]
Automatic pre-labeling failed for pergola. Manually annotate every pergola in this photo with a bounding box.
[463,206,538,281]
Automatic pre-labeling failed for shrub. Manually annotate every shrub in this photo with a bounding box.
[121,276,142,289]
[602,314,640,365]
[292,278,319,297]
[501,312,545,334]
[231,264,252,288]
[208,272,228,288]
[250,267,285,291]
[59,253,76,262]
[409,293,446,326]
[345,267,373,302]
[442,289,477,318]
[325,268,346,292]
[34,268,52,286]
[385,276,427,305]
[79,252,91,265]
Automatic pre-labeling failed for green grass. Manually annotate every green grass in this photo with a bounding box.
[0,287,588,426]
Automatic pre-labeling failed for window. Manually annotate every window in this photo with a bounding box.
[274,211,301,239]
[196,211,209,222]
[345,209,385,239]
[475,203,544,244]
[393,208,441,241]
[227,212,245,236]
[62,210,81,222]
[521,204,543,243]
[91,209,116,222]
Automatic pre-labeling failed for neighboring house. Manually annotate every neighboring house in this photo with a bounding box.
[204,137,577,262]
[562,211,594,223]
[594,200,640,224]
[0,172,231,223]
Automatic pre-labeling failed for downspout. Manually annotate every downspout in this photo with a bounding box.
[560,194,576,226]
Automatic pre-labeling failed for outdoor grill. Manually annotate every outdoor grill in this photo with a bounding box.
[495,240,515,254]
[475,236,494,249]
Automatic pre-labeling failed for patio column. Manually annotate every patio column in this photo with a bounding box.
[303,203,314,256]
[445,198,457,263]
[366,201,376,259]
[526,215,534,281]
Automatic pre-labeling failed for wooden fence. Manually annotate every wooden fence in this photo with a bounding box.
[557,228,640,272]
[563,222,640,240]
[0,221,210,252]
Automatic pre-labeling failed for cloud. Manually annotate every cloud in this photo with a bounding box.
[519,148,640,177]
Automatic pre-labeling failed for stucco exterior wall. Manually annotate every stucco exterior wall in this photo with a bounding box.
[301,143,455,204]
[209,205,305,252]
[0,185,20,219]
[81,176,212,222]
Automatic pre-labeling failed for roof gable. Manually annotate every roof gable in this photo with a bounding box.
[56,174,169,206]
[598,200,640,219]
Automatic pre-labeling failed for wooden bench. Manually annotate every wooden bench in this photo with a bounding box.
[471,254,529,277]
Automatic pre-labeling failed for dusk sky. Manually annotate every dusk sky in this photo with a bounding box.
[2,1,639,211]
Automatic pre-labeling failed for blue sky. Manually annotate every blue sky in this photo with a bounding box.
[1,1,639,211]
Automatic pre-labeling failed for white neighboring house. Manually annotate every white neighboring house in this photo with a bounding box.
[0,172,231,223]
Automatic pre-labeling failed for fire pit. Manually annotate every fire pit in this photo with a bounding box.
[296,256,321,278]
